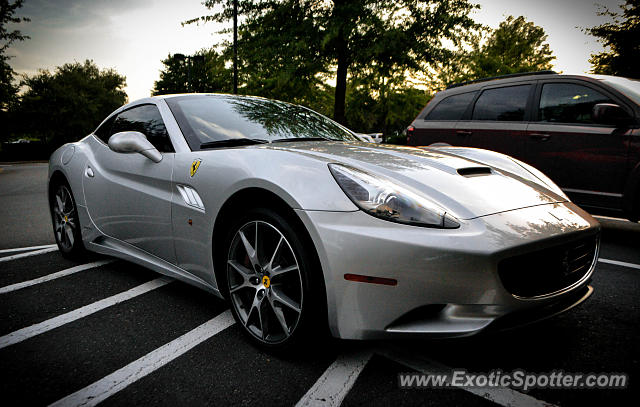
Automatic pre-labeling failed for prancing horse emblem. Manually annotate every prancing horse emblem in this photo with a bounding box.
[190,159,202,177]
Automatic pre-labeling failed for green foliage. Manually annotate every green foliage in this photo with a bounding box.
[345,67,430,140]
[586,0,640,79]
[0,0,29,112]
[152,49,233,95]
[434,15,555,89]
[234,2,326,107]
[13,60,127,148]
[185,0,478,129]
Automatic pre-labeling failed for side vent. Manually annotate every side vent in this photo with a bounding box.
[176,185,205,211]
[457,167,492,177]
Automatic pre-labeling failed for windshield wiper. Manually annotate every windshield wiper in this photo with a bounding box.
[271,137,326,143]
[200,138,269,149]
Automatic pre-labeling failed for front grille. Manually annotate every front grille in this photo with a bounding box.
[498,234,598,298]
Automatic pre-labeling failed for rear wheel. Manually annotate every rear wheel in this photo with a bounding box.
[50,180,86,259]
[223,208,322,350]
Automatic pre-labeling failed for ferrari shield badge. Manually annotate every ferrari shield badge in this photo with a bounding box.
[190,159,202,177]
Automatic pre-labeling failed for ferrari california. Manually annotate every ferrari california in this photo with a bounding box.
[48,94,600,349]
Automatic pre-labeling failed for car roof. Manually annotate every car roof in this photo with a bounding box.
[440,72,626,95]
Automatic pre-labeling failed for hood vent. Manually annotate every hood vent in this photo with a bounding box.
[457,167,492,177]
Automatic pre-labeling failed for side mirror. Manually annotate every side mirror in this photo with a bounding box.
[592,103,631,126]
[108,131,162,163]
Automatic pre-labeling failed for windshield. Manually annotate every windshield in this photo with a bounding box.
[165,95,358,150]
[596,75,640,105]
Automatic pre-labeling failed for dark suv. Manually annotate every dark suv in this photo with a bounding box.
[407,71,640,221]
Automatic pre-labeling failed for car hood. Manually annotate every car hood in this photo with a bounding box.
[263,141,566,220]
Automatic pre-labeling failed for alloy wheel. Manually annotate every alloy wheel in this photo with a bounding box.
[52,184,77,252]
[227,220,304,344]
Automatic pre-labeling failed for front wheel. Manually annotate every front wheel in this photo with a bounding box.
[223,208,323,350]
[50,180,86,259]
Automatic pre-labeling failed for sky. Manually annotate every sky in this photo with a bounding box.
[5,0,626,102]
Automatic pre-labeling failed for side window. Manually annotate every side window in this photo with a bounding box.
[111,105,174,153]
[539,83,614,124]
[94,116,115,144]
[472,85,531,121]
[425,92,476,121]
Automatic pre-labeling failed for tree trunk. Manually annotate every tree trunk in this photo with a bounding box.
[333,38,348,125]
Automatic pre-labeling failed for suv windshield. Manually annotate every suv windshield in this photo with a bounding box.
[598,76,640,105]
[166,95,357,150]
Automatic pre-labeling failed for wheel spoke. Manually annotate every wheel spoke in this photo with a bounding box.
[228,260,253,279]
[247,293,266,339]
[228,260,255,293]
[267,236,283,270]
[270,264,297,279]
[61,189,69,209]
[227,220,303,344]
[270,286,301,313]
[254,222,258,263]
[269,297,290,337]
[238,229,259,268]
[56,194,64,214]
[64,224,74,247]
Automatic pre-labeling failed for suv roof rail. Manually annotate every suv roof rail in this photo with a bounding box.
[446,70,557,90]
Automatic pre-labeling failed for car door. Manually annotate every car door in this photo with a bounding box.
[455,83,533,160]
[83,103,176,263]
[524,80,632,211]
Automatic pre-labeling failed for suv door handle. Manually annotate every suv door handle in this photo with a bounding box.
[85,166,94,178]
[530,133,551,141]
[456,130,472,137]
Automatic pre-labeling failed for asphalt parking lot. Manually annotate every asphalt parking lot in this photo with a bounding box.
[1,162,638,406]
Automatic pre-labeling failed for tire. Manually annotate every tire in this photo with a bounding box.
[50,179,86,259]
[221,207,324,351]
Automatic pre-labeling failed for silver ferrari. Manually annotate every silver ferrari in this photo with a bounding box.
[48,94,600,349]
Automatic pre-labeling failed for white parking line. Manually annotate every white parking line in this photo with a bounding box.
[0,244,57,254]
[598,258,640,270]
[0,247,58,263]
[380,347,557,407]
[0,260,115,295]
[295,350,373,407]
[49,310,235,407]
[0,277,171,350]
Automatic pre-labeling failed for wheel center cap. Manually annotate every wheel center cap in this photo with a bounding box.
[64,215,68,223]
[262,275,271,288]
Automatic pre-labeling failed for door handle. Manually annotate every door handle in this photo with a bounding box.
[456,130,472,137]
[529,133,551,142]
[85,166,94,178]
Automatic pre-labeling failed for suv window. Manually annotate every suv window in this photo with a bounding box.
[472,85,531,121]
[539,83,614,124]
[425,92,476,121]
[111,104,174,153]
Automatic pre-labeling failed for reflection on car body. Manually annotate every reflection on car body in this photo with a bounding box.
[49,93,599,349]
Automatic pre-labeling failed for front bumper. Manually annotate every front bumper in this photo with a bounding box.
[295,202,600,340]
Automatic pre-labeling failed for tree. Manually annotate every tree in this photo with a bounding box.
[152,49,233,95]
[434,15,555,89]
[233,2,327,108]
[186,0,479,125]
[585,0,640,79]
[1,0,29,111]
[14,60,127,148]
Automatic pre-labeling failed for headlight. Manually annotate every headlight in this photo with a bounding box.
[329,164,459,229]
